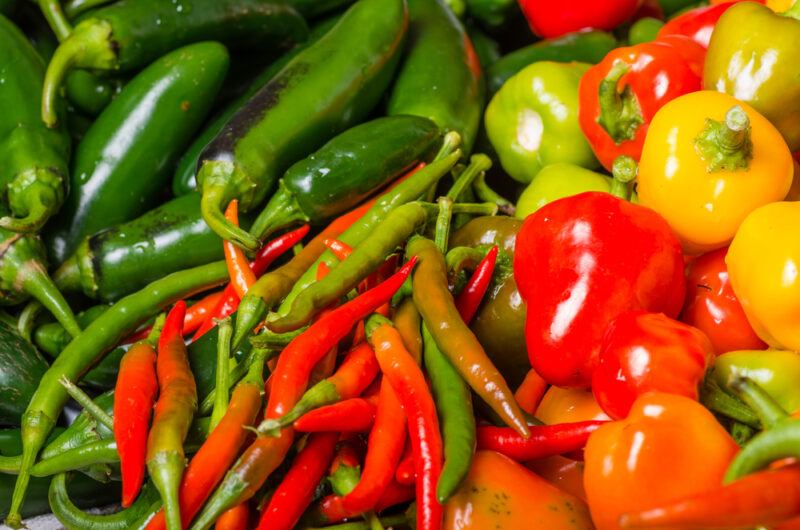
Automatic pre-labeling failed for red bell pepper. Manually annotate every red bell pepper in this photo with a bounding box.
[578,35,704,170]
[656,2,737,48]
[513,192,685,388]
[518,0,644,38]
[592,310,714,419]
[680,247,767,354]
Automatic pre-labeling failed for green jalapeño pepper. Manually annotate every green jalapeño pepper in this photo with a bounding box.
[196,0,408,251]
[705,1,800,150]
[485,60,597,184]
[0,14,70,234]
[388,0,484,154]
[713,350,800,415]
[44,42,230,264]
[40,0,308,127]
[0,320,49,426]
[250,116,441,241]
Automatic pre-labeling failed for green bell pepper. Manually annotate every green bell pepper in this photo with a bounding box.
[515,163,611,218]
[712,350,800,415]
[485,61,597,184]
[628,17,665,45]
[705,1,800,150]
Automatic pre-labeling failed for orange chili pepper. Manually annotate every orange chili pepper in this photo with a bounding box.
[223,200,256,298]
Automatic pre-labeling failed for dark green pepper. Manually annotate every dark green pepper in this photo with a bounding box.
[0,0,15,16]
[40,0,308,126]
[63,70,124,116]
[0,320,49,426]
[388,0,484,154]
[196,0,408,251]
[450,216,527,389]
[465,0,516,28]
[467,24,501,69]
[487,30,617,94]
[44,42,230,264]
[250,116,442,240]
[0,14,70,233]
[55,193,226,303]
[172,15,341,197]
[282,0,356,18]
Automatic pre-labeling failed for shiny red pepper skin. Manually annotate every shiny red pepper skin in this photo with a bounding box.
[518,0,644,38]
[680,247,767,354]
[476,421,606,461]
[656,2,736,48]
[578,35,704,170]
[592,310,714,419]
[514,192,685,388]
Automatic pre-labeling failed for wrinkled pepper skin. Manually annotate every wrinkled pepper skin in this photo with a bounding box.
[450,216,528,389]
[387,0,484,154]
[726,201,800,351]
[487,30,617,93]
[680,247,766,354]
[0,14,70,233]
[578,35,704,171]
[592,310,714,419]
[518,0,643,38]
[713,349,800,414]
[584,393,739,530]
[514,192,685,388]
[486,61,596,184]
[704,1,800,150]
[515,163,613,219]
[45,42,230,264]
[638,91,793,255]
[0,320,49,426]
[55,193,225,302]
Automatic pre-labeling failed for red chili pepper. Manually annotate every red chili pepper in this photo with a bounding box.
[657,2,736,48]
[126,291,224,343]
[681,247,767,354]
[455,245,498,324]
[578,35,705,170]
[592,310,714,419]
[477,422,607,461]
[514,369,548,415]
[620,464,800,529]
[265,257,417,420]
[214,503,250,530]
[342,377,407,512]
[114,339,158,507]
[316,479,415,524]
[518,0,643,38]
[223,200,257,299]
[367,314,443,530]
[323,238,353,261]
[395,439,415,486]
[293,397,377,433]
[514,192,686,388]
[256,432,339,530]
[193,225,309,340]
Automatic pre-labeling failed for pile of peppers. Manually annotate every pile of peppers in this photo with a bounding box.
[1,0,800,529]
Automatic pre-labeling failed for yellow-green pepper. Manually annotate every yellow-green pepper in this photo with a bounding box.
[712,350,800,415]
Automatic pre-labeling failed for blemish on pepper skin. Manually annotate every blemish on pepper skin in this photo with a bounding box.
[180,101,191,112]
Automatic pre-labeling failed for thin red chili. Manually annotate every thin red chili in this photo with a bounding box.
[395,439,415,486]
[223,200,257,298]
[455,245,498,323]
[476,422,607,461]
[323,238,353,261]
[125,291,224,343]
[214,503,250,530]
[293,397,377,433]
[255,432,339,530]
[317,479,415,524]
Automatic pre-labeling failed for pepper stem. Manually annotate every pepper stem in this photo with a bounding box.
[700,377,761,428]
[0,189,56,233]
[728,376,788,429]
[248,180,307,242]
[365,313,393,340]
[211,317,233,430]
[434,197,454,252]
[446,154,492,201]
[59,376,114,430]
[147,452,184,530]
[21,261,82,338]
[200,181,261,252]
[38,0,72,41]
[610,155,637,200]
[256,379,339,434]
[597,60,644,145]
[473,172,515,216]
[694,105,753,172]
[17,301,42,342]
[42,19,116,127]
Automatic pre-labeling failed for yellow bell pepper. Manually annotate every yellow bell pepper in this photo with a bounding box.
[726,201,800,350]
[637,91,792,255]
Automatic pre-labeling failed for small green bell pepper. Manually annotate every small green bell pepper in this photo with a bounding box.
[628,17,664,45]
[516,163,611,218]
[485,61,598,184]
[704,1,800,150]
[713,350,800,415]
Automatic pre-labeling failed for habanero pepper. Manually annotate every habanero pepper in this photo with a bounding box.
[536,386,610,424]
[518,0,642,38]
[592,311,714,419]
[0,14,69,233]
[146,302,197,530]
[196,0,408,250]
[638,92,793,254]
[514,192,685,388]
[681,247,767,353]
[45,43,230,264]
[584,393,739,530]
[41,0,308,126]
[578,35,704,171]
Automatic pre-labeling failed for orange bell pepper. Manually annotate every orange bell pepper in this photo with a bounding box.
[584,392,739,530]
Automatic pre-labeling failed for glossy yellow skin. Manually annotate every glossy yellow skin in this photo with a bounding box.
[637,91,792,255]
[726,201,800,350]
